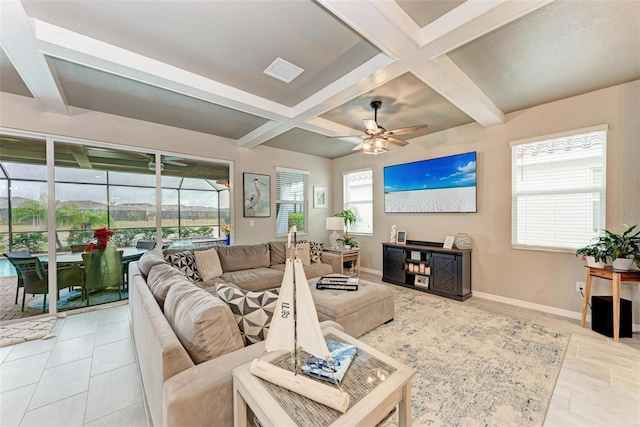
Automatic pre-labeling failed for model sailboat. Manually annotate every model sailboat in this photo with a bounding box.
[249,227,350,413]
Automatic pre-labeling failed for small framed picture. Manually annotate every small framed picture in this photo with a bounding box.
[313,186,327,208]
[396,230,407,244]
[443,235,455,249]
[243,173,271,217]
[414,275,428,288]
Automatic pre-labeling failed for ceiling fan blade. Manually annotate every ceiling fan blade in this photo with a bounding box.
[363,119,379,132]
[165,160,187,166]
[387,137,409,147]
[326,134,368,139]
[386,124,429,136]
[352,143,363,151]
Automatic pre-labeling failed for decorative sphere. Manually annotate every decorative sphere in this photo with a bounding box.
[454,233,471,249]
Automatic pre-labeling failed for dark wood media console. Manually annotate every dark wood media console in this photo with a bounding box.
[382,240,472,301]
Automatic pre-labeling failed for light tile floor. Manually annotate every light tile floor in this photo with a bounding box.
[1,272,639,426]
[0,303,147,427]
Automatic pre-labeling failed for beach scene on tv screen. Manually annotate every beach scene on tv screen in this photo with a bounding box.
[384,152,477,213]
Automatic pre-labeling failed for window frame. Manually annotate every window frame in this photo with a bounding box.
[275,167,309,236]
[510,124,607,253]
[342,168,373,236]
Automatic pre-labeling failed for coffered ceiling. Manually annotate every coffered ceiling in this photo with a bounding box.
[1,0,638,159]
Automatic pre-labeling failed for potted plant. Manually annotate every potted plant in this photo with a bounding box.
[602,224,640,270]
[576,241,608,268]
[334,209,358,248]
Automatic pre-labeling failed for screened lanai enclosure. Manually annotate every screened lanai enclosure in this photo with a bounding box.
[0,133,231,319]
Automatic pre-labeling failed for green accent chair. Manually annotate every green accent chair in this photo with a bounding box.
[82,249,123,307]
[10,256,84,312]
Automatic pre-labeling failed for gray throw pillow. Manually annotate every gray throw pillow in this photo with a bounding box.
[165,251,202,283]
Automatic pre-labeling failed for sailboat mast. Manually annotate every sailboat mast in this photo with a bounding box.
[292,231,299,375]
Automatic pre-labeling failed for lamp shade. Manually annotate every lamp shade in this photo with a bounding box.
[326,217,344,231]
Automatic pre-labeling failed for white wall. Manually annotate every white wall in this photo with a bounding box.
[331,80,640,316]
[0,92,333,245]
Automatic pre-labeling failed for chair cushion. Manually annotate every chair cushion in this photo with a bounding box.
[164,282,244,364]
[164,251,202,283]
[194,247,223,281]
[215,283,280,346]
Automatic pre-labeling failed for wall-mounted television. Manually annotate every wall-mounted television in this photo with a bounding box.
[384,151,477,213]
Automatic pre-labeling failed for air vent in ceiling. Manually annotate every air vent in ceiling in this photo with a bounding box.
[263,57,304,83]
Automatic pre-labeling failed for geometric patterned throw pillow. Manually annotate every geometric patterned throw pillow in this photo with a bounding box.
[309,242,323,264]
[215,283,280,345]
[164,251,202,283]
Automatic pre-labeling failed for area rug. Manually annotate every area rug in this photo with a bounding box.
[0,316,57,347]
[359,288,570,426]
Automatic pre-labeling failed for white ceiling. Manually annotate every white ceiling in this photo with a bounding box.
[0,0,638,159]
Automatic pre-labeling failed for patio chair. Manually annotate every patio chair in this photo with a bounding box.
[3,251,32,304]
[10,256,84,312]
[70,244,87,253]
[136,241,156,250]
[82,249,123,307]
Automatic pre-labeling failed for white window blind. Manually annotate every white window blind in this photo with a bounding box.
[511,125,607,252]
[343,169,373,234]
[275,167,308,235]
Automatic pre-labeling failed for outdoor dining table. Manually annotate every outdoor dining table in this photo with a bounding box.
[39,247,148,291]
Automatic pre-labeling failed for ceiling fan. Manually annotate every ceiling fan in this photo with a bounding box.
[138,153,188,170]
[329,101,428,155]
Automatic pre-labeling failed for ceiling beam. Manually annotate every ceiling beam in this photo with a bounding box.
[0,0,68,114]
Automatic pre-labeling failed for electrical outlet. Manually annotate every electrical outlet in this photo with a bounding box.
[576,281,585,292]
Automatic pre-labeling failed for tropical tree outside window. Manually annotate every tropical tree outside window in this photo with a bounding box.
[276,168,308,235]
[343,169,373,234]
[510,125,607,252]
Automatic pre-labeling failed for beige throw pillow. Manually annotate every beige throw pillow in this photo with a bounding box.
[194,247,223,281]
[285,242,311,266]
[164,283,244,364]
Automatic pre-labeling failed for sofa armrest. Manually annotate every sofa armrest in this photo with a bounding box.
[162,321,344,427]
[320,251,342,274]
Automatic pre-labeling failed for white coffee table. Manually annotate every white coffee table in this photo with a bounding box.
[233,326,415,427]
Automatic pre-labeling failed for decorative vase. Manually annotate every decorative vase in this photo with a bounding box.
[225,234,230,246]
[454,233,471,250]
[585,256,605,269]
[612,258,633,271]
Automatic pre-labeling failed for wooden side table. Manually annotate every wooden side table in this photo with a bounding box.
[580,266,640,341]
[323,248,361,275]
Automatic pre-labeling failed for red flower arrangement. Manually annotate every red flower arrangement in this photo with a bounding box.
[84,227,115,252]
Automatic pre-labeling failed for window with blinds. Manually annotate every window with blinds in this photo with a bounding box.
[275,167,308,235]
[343,169,373,234]
[511,125,607,252]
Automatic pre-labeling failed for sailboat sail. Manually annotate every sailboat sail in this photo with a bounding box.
[250,226,349,413]
[263,227,331,361]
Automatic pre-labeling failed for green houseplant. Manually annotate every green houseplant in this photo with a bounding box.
[334,209,358,248]
[575,241,609,268]
[602,224,640,270]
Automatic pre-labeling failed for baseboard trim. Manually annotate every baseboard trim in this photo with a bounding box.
[472,290,640,333]
[360,268,640,332]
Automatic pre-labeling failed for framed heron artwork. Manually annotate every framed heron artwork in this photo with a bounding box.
[243,172,271,217]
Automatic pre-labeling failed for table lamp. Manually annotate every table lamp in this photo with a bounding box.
[326,217,344,249]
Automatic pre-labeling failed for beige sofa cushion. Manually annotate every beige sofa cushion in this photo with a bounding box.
[216,283,279,345]
[220,268,284,292]
[147,263,192,309]
[194,247,223,281]
[269,241,287,266]
[271,262,332,279]
[138,249,168,277]
[217,243,270,272]
[164,282,244,364]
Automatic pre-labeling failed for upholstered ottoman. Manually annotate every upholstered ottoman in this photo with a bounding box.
[308,277,394,337]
